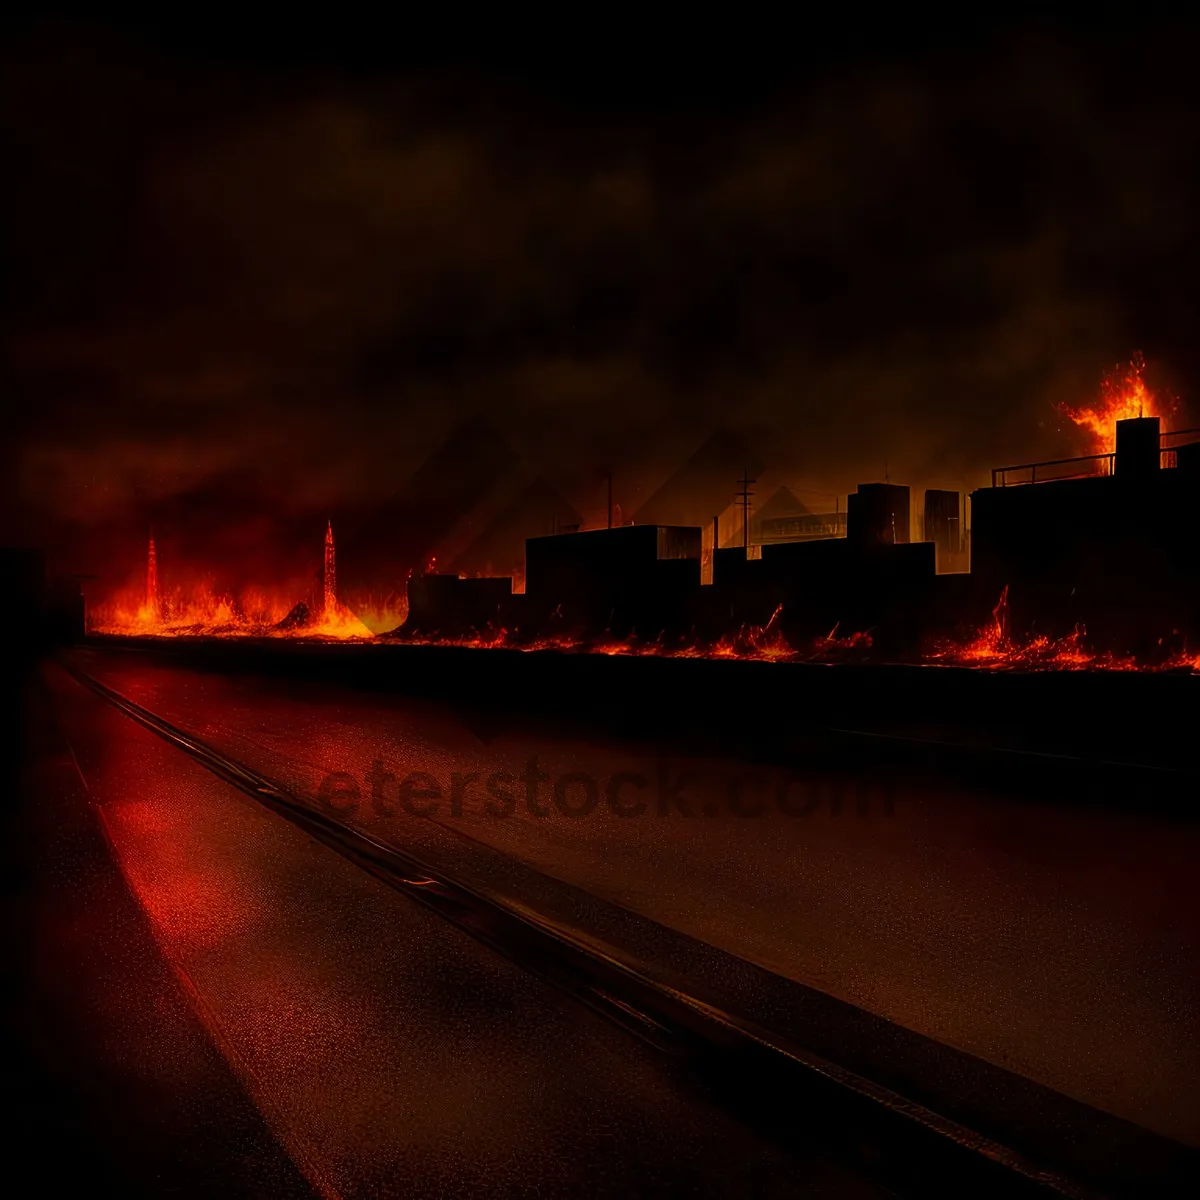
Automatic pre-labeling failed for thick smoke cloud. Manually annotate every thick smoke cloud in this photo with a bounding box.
[4,20,1199,588]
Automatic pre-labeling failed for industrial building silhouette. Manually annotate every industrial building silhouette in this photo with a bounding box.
[386,415,1200,658]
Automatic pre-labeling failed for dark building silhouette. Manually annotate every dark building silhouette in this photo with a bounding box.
[400,573,513,637]
[520,525,701,638]
[847,483,910,546]
[0,549,87,646]
[924,489,967,572]
[395,474,941,652]
[1176,441,1200,474]
[701,481,934,652]
[393,525,703,641]
[763,532,934,652]
[380,414,1200,660]
[970,416,1200,654]
[1115,417,1160,477]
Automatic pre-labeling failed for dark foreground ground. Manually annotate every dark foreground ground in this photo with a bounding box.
[4,637,1198,1197]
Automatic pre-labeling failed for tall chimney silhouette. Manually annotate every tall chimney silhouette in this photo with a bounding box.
[146,533,158,619]
[1115,416,1161,478]
[324,521,337,615]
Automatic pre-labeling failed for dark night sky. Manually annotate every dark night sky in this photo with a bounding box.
[4,9,1200,586]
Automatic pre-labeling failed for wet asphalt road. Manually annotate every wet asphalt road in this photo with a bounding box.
[45,662,893,1199]
[62,645,1200,1153]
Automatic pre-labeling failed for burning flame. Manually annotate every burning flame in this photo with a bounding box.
[324,520,337,617]
[146,534,158,615]
[93,559,1200,673]
[91,524,405,640]
[1057,353,1177,454]
[923,587,1200,672]
[393,605,874,665]
[930,585,1101,668]
[89,514,1200,673]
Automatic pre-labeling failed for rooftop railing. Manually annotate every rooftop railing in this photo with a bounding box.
[991,427,1200,486]
[991,453,1114,488]
[1159,425,1200,444]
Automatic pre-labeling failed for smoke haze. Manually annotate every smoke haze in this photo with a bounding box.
[5,14,1199,591]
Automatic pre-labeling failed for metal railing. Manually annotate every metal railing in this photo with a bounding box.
[991,428,1200,486]
[1159,426,1200,444]
[1159,427,1200,470]
[991,453,1114,488]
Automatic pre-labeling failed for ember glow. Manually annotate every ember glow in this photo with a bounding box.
[92,582,384,639]
[394,611,875,665]
[146,535,159,614]
[84,396,1200,671]
[91,534,1200,670]
[92,573,1200,671]
[91,525,406,639]
[394,613,1200,671]
[928,587,1200,672]
[928,585,1110,669]
[1057,354,1177,453]
[323,520,337,617]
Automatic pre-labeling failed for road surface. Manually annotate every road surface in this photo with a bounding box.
[62,646,1200,1158]
[40,661,894,1199]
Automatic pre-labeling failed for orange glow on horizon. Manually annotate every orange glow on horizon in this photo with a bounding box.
[92,580,406,640]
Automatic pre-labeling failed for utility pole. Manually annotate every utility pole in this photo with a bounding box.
[607,472,613,529]
[736,468,756,552]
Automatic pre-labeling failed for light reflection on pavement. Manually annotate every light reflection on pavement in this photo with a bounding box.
[66,649,1200,1148]
[50,663,889,1199]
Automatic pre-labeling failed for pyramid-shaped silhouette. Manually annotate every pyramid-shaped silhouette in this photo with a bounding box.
[632,428,765,529]
[339,418,521,599]
[450,479,581,578]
